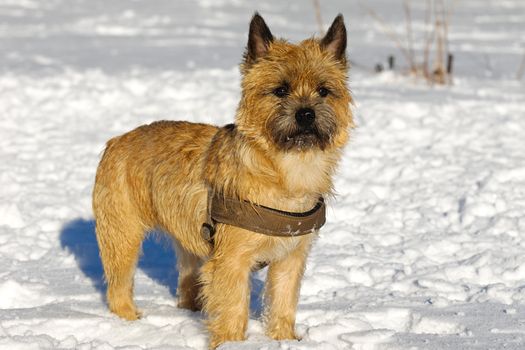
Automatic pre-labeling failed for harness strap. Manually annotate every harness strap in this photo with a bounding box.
[201,191,326,242]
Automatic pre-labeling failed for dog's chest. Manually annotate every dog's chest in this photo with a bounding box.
[276,151,333,195]
[255,235,305,263]
[247,187,319,263]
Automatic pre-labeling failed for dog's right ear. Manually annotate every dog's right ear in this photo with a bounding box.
[244,13,274,65]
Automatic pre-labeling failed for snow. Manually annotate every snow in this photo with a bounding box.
[1,0,525,349]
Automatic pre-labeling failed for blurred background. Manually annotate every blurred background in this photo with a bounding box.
[1,0,523,77]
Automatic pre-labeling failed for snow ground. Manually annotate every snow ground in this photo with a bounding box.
[1,0,525,349]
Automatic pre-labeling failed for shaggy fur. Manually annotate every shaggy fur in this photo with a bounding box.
[92,13,353,349]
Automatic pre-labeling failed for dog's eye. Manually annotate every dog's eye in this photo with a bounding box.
[273,86,289,98]
[318,87,330,97]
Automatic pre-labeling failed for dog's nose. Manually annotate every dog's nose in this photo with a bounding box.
[295,108,315,128]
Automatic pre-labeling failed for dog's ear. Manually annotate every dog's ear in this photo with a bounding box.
[244,13,274,65]
[321,14,347,62]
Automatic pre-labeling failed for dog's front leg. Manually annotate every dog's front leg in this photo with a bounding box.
[200,232,254,349]
[265,237,312,340]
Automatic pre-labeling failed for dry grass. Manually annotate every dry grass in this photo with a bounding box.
[361,0,457,85]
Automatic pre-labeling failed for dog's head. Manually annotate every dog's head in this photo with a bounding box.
[236,13,353,153]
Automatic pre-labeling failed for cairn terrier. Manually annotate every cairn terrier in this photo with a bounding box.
[93,13,352,348]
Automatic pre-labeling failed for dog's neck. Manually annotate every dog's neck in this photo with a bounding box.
[204,125,340,212]
[274,150,338,194]
[268,149,339,212]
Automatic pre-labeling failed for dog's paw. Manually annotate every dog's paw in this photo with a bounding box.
[110,303,142,321]
[267,327,300,341]
[209,334,246,349]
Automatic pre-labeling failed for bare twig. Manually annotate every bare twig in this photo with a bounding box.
[360,1,413,65]
[423,0,434,79]
[433,0,446,84]
[403,0,416,73]
[517,52,525,79]
[447,53,454,74]
[440,0,452,84]
[313,0,324,35]
[442,0,451,61]
[440,0,457,84]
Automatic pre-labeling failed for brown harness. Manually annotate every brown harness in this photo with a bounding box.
[201,190,326,243]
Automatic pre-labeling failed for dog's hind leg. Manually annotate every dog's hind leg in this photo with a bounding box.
[95,216,144,321]
[174,240,202,311]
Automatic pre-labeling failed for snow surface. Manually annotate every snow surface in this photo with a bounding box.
[1,0,525,349]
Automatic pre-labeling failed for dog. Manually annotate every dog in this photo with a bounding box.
[92,13,352,348]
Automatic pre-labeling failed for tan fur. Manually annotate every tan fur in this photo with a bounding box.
[93,14,352,349]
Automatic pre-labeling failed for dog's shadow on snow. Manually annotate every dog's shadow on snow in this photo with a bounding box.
[59,218,264,316]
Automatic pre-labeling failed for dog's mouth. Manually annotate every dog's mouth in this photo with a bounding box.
[278,126,330,151]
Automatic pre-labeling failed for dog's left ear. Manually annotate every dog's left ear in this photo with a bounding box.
[245,12,274,65]
[321,14,347,62]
